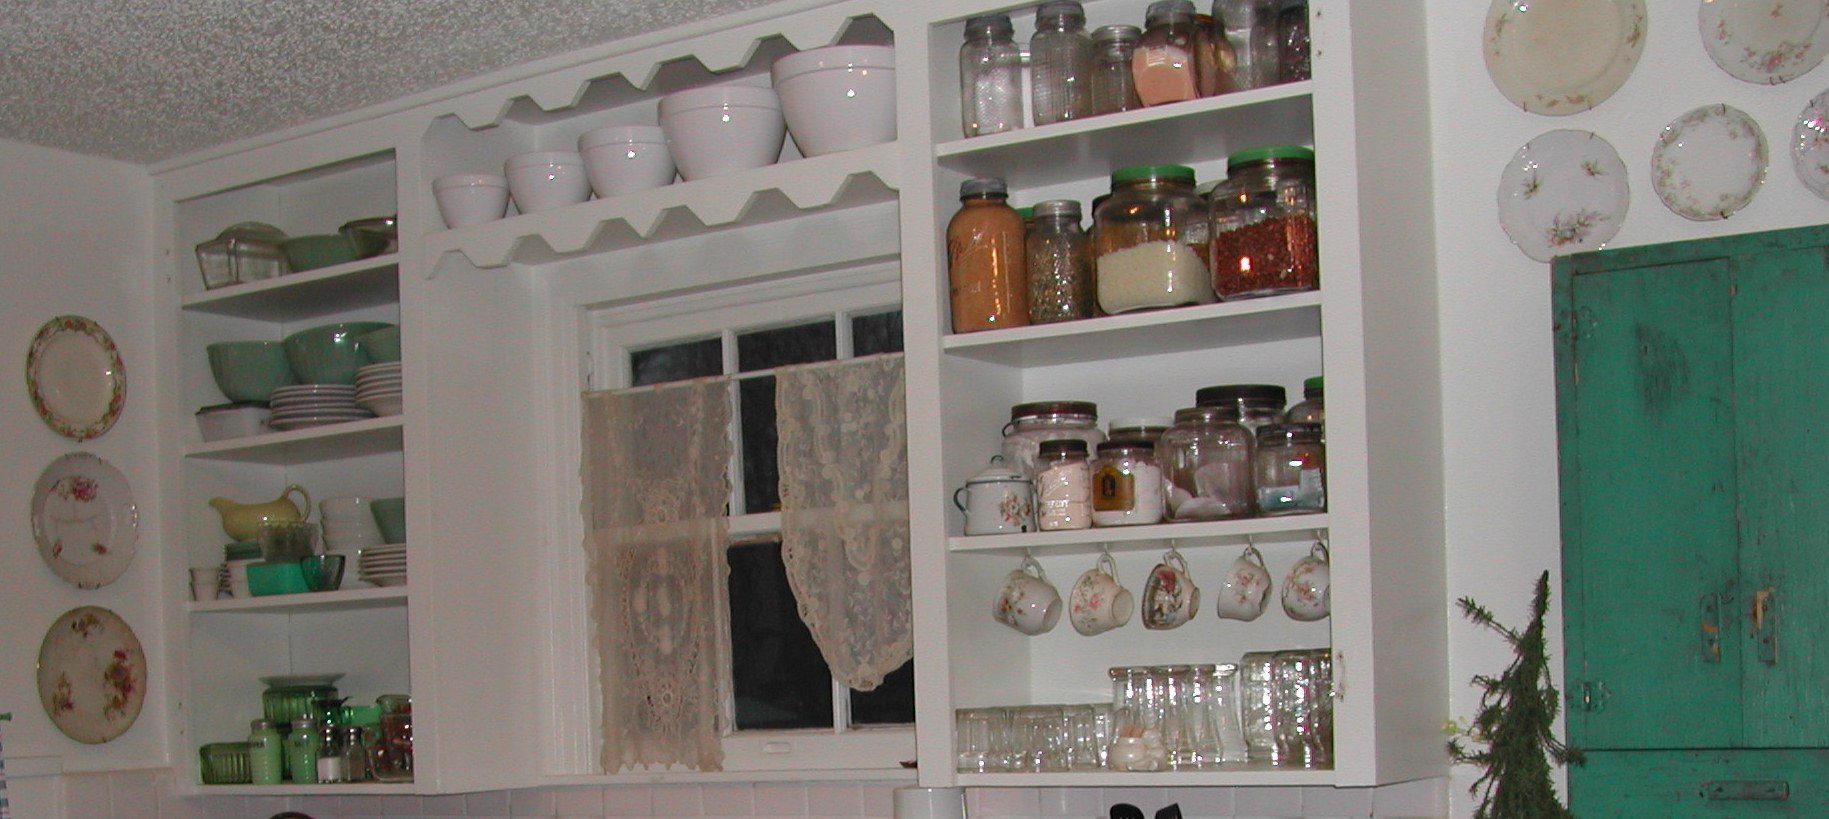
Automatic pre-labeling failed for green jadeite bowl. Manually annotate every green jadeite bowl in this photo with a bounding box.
[370,496,406,543]
[207,340,297,402]
[280,234,359,272]
[283,321,393,385]
[354,325,401,364]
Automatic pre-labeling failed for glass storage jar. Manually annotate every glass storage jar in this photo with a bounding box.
[948,177,1028,333]
[248,719,283,785]
[961,14,1023,137]
[1092,440,1164,526]
[1031,1,1094,125]
[1094,165,1214,313]
[1026,199,1095,324]
[1195,383,1286,434]
[1002,401,1103,480]
[199,741,252,785]
[1091,25,1143,115]
[1254,423,1326,515]
[1106,417,1171,447]
[1278,0,1311,82]
[1213,0,1281,90]
[285,717,320,783]
[1035,438,1094,531]
[1285,375,1323,431]
[194,222,288,290]
[1134,1,1201,106]
[1210,145,1318,299]
[1160,405,1255,521]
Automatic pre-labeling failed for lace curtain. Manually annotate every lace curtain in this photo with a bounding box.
[776,354,912,691]
[582,380,730,772]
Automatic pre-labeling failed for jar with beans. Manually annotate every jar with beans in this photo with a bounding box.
[1209,146,1318,299]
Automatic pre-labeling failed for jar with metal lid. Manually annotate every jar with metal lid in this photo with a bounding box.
[1106,417,1171,447]
[1285,375,1323,431]
[1213,0,1281,90]
[1035,439,1094,531]
[1134,1,1200,106]
[1092,440,1164,526]
[248,719,283,785]
[1160,405,1255,521]
[1026,199,1095,324]
[316,718,348,783]
[961,14,1023,137]
[1094,165,1214,314]
[948,177,1028,333]
[1254,423,1325,515]
[285,717,320,783]
[1002,401,1103,480]
[1210,145,1318,299]
[1031,0,1094,125]
[1091,25,1143,115]
[340,725,371,782]
[1195,383,1286,434]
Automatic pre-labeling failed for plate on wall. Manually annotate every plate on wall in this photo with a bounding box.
[1652,103,1769,220]
[1498,129,1630,261]
[1700,0,1829,84]
[1484,0,1648,115]
[31,452,138,589]
[1793,88,1829,199]
[25,315,125,441]
[36,606,147,744]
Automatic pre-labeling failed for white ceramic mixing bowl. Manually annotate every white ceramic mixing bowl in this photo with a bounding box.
[770,45,896,157]
[658,84,786,180]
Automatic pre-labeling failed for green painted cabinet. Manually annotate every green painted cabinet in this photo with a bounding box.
[1554,225,1829,816]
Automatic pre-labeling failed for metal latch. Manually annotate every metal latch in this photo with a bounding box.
[1701,780,1788,801]
[1571,680,1611,712]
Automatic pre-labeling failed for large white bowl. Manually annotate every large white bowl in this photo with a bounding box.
[770,45,897,157]
[505,150,591,214]
[578,125,677,198]
[432,173,509,229]
[658,85,786,180]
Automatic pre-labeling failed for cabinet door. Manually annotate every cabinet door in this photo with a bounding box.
[1557,256,1742,750]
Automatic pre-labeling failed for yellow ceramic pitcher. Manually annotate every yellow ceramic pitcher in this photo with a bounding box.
[209,484,311,542]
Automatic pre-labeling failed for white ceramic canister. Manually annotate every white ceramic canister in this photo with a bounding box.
[953,456,1034,535]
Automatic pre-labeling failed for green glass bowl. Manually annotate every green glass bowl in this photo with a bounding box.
[282,321,392,385]
[279,234,360,272]
[355,325,402,364]
[370,496,406,543]
[206,340,297,403]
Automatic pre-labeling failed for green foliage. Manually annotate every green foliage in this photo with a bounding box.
[1448,570,1585,819]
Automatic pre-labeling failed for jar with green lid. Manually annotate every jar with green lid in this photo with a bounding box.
[1210,145,1318,299]
[1285,375,1323,432]
[1195,383,1286,434]
[1026,199,1095,324]
[1094,165,1214,314]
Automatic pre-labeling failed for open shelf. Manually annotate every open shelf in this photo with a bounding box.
[190,585,408,614]
[184,416,404,465]
[180,256,400,321]
[949,514,1328,557]
[941,292,1321,367]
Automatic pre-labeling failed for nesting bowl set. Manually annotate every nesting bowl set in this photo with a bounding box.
[198,322,403,440]
[433,44,896,229]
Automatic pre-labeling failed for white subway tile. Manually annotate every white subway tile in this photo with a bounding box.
[422,793,470,816]
[753,783,809,816]
[601,784,653,816]
[61,771,113,818]
[203,794,250,819]
[1167,786,1235,818]
[969,787,1040,819]
[1097,787,1160,817]
[510,787,559,817]
[1372,779,1447,818]
[1034,787,1101,818]
[380,793,428,815]
[653,784,705,817]
[1232,786,1305,817]
[466,789,512,815]
[1301,786,1372,817]
[702,783,757,816]
[807,783,861,817]
[297,794,348,817]
[859,784,898,818]
[557,785,609,816]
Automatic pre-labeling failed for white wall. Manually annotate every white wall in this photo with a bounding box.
[0,137,160,816]
[1425,1,1829,814]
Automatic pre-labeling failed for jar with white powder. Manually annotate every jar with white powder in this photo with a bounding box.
[1092,440,1165,526]
[1035,439,1094,530]
[1093,165,1215,313]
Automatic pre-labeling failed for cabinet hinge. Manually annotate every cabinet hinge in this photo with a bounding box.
[1570,680,1611,712]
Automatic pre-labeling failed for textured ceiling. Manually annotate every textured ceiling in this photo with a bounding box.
[0,0,777,165]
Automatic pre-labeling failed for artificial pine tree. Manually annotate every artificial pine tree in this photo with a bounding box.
[1447,570,1584,819]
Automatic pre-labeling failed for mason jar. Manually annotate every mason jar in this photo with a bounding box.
[1002,401,1103,480]
[1090,24,1143,115]
[1026,199,1096,324]
[1094,164,1214,314]
[1160,405,1255,521]
[1106,416,1171,448]
[1210,145,1318,299]
[961,14,1023,137]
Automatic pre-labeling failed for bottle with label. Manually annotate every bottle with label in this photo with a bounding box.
[961,14,1023,137]
[248,719,283,785]
[1091,25,1144,115]
[1026,199,1095,324]
[947,177,1029,333]
[1092,440,1165,526]
[1031,1,1095,125]
[1134,0,1201,106]
[1254,423,1325,515]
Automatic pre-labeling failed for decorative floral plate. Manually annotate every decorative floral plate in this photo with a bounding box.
[1498,129,1630,261]
[36,606,146,744]
[1652,103,1769,221]
[26,315,125,441]
[32,453,138,589]
[1484,0,1648,115]
[1793,88,1829,199]
[1700,0,1829,84]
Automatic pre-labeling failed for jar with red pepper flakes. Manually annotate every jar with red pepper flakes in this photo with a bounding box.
[1209,146,1318,299]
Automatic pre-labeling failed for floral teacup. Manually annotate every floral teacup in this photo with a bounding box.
[995,556,1061,635]
[1070,552,1133,635]
[1282,542,1331,621]
[1215,545,1273,621]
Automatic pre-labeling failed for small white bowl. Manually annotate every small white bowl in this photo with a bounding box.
[770,45,897,157]
[504,150,591,214]
[432,173,510,229]
[659,85,786,180]
[195,403,271,442]
[578,125,677,198]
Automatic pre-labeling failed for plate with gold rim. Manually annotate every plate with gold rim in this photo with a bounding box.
[26,315,125,441]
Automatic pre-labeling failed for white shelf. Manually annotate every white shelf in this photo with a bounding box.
[948,515,1329,557]
[424,143,901,270]
[184,416,404,464]
[941,292,1322,367]
[180,255,400,321]
[189,586,408,614]
[190,782,416,796]
[953,763,1335,787]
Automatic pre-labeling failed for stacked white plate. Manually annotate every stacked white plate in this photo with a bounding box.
[357,544,407,586]
[268,384,374,431]
[354,362,403,417]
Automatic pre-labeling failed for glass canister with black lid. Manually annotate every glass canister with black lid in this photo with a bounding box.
[1002,401,1104,480]
[1195,383,1286,434]
[1094,164,1215,314]
[1209,145,1318,299]
[1160,405,1255,521]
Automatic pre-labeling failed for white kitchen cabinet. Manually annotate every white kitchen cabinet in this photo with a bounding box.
[148,0,1440,793]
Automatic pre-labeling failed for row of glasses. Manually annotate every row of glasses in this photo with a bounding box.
[1239,649,1334,767]
[954,703,1112,772]
[1107,664,1250,771]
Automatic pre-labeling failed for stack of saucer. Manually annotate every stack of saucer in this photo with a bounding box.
[268,384,374,431]
[355,363,403,417]
[357,544,408,587]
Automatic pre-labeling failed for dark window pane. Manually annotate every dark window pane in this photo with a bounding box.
[850,658,915,725]
[739,376,779,514]
[852,310,904,356]
[738,321,835,372]
[630,338,722,387]
[728,539,833,731]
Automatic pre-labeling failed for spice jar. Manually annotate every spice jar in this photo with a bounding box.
[1091,25,1143,115]
[248,719,283,785]
[1026,199,1095,324]
[1213,0,1281,90]
[1277,0,1311,82]
[1210,145,1318,299]
[961,14,1024,137]
[1094,165,1214,314]
[1195,383,1286,434]
[316,718,347,783]
[1285,375,1323,431]
[947,177,1029,333]
[285,717,320,783]
[1002,401,1103,479]
[1134,1,1201,106]
[1160,405,1255,520]
[1254,423,1325,515]
[1035,439,1094,530]
[1031,1,1095,125]
[1092,440,1165,526]
[340,725,371,782]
